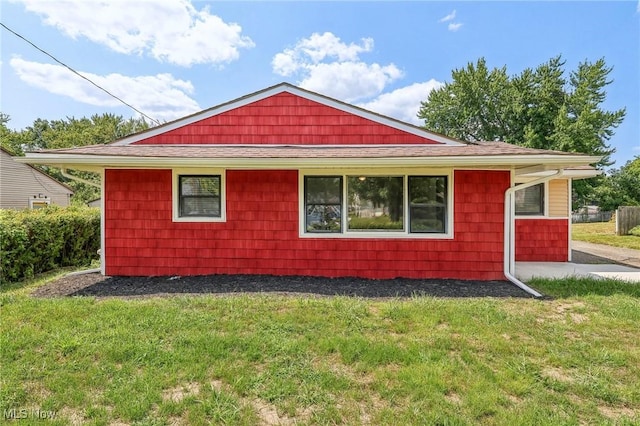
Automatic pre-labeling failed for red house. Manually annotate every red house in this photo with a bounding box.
[22,83,599,295]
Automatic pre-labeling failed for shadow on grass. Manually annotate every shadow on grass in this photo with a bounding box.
[528,277,640,299]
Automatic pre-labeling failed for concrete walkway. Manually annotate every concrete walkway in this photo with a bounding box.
[571,241,640,268]
[516,241,640,283]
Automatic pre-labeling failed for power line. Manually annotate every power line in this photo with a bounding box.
[0,22,161,126]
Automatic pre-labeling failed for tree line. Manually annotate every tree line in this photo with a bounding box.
[1,55,638,209]
[418,55,633,208]
[1,113,149,204]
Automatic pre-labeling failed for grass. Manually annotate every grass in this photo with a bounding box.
[572,221,640,250]
[530,276,640,298]
[1,273,639,425]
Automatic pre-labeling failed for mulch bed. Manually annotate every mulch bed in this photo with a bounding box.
[32,272,535,299]
[27,249,609,300]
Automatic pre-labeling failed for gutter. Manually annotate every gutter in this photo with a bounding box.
[61,168,101,188]
[19,153,602,171]
[504,169,564,298]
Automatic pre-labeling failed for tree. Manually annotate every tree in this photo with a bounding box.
[0,113,150,204]
[416,58,514,143]
[17,113,149,152]
[348,176,403,222]
[418,56,626,206]
[0,114,32,155]
[591,157,640,211]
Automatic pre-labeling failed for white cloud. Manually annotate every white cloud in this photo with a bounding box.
[272,32,403,102]
[272,32,375,76]
[439,9,463,31]
[439,10,456,23]
[300,61,403,103]
[10,57,201,122]
[15,0,254,67]
[357,80,444,125]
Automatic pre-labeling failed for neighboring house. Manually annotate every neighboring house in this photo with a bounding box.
[1,147,73,209]
[20,83,599,286]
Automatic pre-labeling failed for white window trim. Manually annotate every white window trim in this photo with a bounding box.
[172,168,226,222]
[514,181,549,219]
[29,197,51,209]
[299,168,454,239]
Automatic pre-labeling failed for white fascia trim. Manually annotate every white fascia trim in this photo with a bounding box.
[110,84,465,147]
[18,153,602,170]
[111,86,292,146]
[122,143,453,148]
[280,87,464,146]
[298,167,454,239]
[517,169,601,180]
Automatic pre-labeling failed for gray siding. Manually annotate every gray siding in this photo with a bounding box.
[0,150,73,209]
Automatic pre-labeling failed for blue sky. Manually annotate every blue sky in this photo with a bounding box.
[1,1,638,167]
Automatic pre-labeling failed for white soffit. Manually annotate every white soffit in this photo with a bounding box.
[19,152,601,171]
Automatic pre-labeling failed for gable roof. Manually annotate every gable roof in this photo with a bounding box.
[112,83,464,146]
[1,147,74,193]
[18,83,602,176]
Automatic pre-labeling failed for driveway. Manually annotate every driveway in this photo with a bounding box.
[516,241,640,283]
[571,241,640,268]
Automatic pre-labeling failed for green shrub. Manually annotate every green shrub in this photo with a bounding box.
[630,225,640,237]
[0,206,100,283]
[348,215,403,230]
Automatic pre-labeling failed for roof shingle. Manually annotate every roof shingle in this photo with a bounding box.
[40,141,583,159]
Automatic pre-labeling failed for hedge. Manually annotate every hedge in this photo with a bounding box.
[630,225,640,237]
[0,206,100,283]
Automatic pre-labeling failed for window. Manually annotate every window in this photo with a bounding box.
[29,197,50,209]
[301,172,451,237]
[348,176,404,231]
[515,183,544,216]
[304,176,342,232]
[409,176,447,233]
[178,175,221,218]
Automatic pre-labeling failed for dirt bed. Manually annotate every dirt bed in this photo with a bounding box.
[32,272,534,299]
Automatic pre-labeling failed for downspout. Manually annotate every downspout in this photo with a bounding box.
[504,169,564,298]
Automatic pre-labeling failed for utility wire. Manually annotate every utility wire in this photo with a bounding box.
[0,22,161,126]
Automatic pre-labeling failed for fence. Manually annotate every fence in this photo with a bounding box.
[571,210,614,224]
[616,206,640,236]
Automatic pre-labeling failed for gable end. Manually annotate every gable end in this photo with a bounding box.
[112,84,464,146]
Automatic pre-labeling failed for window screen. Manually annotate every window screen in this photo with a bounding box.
[408,176,448,233]
[515,183,544,215]
[179,175,221,217]
[304,176,342,232]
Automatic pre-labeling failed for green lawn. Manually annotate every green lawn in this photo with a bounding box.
[572,221,640,250]
[1,274,639,425]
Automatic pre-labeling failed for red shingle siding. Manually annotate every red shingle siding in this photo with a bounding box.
[104,169,509,280]
[515,219,569,262]
[132,93,438,145]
